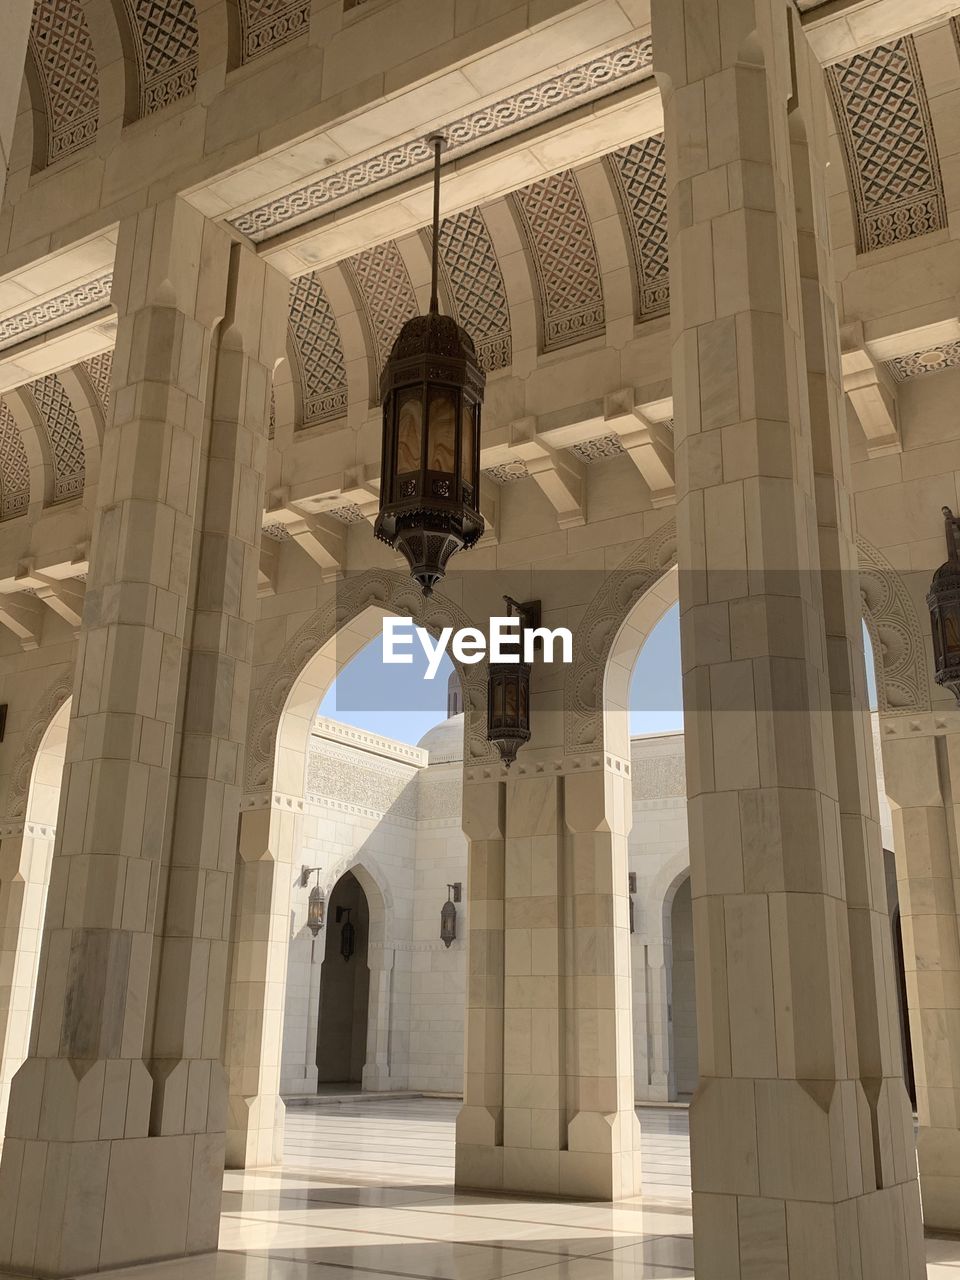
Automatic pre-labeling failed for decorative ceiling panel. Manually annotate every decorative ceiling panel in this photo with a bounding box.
[122,0,198,116]
[239,0,309,61]
[435,208,511,374]
[29,0,100,165]
[346,243,418,384]
[885,340,960,381]
[82,349,113,417]
[30,374,85,502]
[484,460,528,484]
[288,272,349,427]
[827,37,946,252]
[608,136,670,320]
[0,402,30,521]
[229,39,653,242]
[513,170,605,352]
[570,433,625,463]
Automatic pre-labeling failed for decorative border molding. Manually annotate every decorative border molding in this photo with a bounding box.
[240,0,310,62]
[228,39,653,241]
[858,535,930,715]
[0,275,113,351]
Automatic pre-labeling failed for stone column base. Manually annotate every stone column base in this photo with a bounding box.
[0,1128,223,1276]
[456,1107,642,1200]
[226,1090,284,1168]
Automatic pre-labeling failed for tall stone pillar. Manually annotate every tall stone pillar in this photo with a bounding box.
[224,806,293,1168]
[883,728,960,1229]
[653,0,924,1274]
[0,199,288,1276]
[0,0,32,208]
[363,946,395,1091]
[456,768,640,1198]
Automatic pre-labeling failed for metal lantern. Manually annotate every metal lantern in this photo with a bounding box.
[487,597,539,768]
[928,506,960,703]
[337,906,355,962]
[300,865,324,937]
[374,137,485,596]
[628,872,637,935]
[440,882,461,948]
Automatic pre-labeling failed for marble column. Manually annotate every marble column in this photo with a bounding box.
[0,0,31,208]
[653,0,924,1274]
[456,768,641,1199]
[0,199,288,1276]
[363,945,395,1091]
[224,807,293,1168]
[882,728,960,1230]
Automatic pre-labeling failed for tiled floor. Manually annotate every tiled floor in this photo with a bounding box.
[102,1099,960,1280]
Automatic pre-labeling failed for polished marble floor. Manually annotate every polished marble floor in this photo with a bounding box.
[96,1099,960,1279]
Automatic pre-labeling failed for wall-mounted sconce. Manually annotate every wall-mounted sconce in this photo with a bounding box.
[929,506,960,702]
[336,905,355,961]
[440,882,462,948]
[487,597,539,767]
[628,872,637,935]
[300,865,325,937]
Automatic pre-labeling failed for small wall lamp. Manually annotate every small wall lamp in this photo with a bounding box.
[628,872,637,935]
[336,905,355,961]
[441,882,462,948]
[300,865,324,937]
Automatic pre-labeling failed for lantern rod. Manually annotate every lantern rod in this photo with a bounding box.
[428,135,444,315]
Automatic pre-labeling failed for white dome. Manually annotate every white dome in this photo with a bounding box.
[417,712,464,764]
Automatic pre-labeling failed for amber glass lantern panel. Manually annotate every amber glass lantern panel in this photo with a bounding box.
[396,387,424,489]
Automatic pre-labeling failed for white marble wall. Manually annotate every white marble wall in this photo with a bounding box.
[278,716,899,1105]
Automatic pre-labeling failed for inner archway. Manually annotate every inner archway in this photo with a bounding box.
[316,871,371,1087]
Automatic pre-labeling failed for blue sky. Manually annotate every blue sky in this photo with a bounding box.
[319,606,879,744]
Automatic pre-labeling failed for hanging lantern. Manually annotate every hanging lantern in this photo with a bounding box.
[374,136,485,596]
[307,883,325,937]
[628,872,637,935]
[928,506,960,703]
[440,882,461,948]
[487,597,538,767]
[337,906,355,962]
[300,865,324,937]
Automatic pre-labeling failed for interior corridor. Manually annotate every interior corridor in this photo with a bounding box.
[77,1101,960,1280]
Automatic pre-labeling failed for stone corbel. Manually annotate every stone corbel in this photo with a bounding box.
[0,589,44,650]
[27,572,86,631]
[605,390,675,507]
[841,330,900,457]
[478,478,500,546]
[285,511,346,582]
[339,464,380,523]
[509,416,586,527]
[258,539,279,596]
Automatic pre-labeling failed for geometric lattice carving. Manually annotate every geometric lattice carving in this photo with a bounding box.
[483,460,529,484]
[827,38,946,253]
[0,274,113,350]
[346,243,418,387]
[327,504,366,524]
[858,534,930,714]
[570,434,625,463]
[81,349,113,417]
[239,0,309,61]
[0,401,30,521]
[513,171,605,352]
[29,0,100,165]
[885,339,960,381]
[608,136,670,320]
[436,208,511,373]
[229,40,653,241]
[288,273,348,427]
[30,374,85,502]
[121,0,198,116]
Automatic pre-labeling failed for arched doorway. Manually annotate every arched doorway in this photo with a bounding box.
[668,876,697,1099]
[316,871,371,1086]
